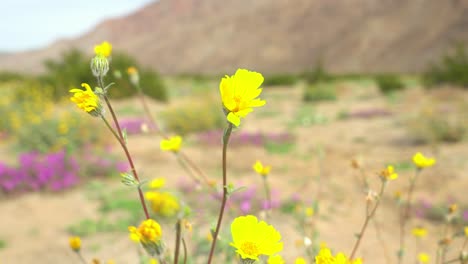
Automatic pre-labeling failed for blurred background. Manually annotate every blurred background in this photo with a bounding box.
[1,0,468,263]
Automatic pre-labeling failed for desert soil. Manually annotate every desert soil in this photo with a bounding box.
[1,82,468,263]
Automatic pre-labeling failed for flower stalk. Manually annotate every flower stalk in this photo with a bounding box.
[349,180,387,260]
[207,123,233,264]
[100,113,150,220]
[398,169,421,264]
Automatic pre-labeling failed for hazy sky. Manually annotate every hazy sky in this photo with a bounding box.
[0,0,155,52]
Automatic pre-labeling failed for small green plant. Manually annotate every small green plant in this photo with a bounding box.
[406,100,467,143]
[40,49,167,101]
[161,96,225,135]
[423,44,468,88]
[375,74,405,94]
[263,74,298,86]
[302,62,331,84]
[303,82,337,102]
[264,141,295,154]
[0,239,6,250]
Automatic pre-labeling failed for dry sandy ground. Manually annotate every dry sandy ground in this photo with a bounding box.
[1,83,468,263]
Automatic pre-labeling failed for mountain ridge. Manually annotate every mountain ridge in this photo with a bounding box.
[1,0,468,74]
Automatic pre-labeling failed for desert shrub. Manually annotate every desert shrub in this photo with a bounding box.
[0,71,31,82]
[160,97,225,135]
[423,44,468,88]
[40,50,167,101]
[40,49,93,99]
[263,74,298,86]
[302,62,331,84]
[303,82,337,102]
[107,53,167,101]
[0,81,109,152]
[406,99,468,143]
[375,74,405,94]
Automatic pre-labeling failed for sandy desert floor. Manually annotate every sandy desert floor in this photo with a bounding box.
[1,81,468,263]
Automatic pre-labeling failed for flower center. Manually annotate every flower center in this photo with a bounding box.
[240,241,260,257]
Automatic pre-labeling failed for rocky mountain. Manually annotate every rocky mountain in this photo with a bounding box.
[1,0,468,74]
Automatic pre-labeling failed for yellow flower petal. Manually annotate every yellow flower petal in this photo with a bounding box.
[220,69,266,126]
[227,112,241,127]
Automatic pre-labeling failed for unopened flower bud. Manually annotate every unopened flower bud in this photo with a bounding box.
[91,55,109,77]
[121,172,138,187]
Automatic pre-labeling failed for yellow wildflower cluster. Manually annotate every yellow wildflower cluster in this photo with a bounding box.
[69,236,81,251]
[94,41,112,57]
[315,247,362,264]
[253,160,271,176]
[149,178,166,189]
[411,227,428,238]
[380,165,398,181]
[128,219,162,244]
[160,136,182,153]
[412,152,436,168]
[145,191,180,217]
[295,257,307,264]
[418,253,430,263]
[69,83,101,115]
[230,215,283,262]
[128,219,164,256]
[220,69,266,126]
[268,255,285,264]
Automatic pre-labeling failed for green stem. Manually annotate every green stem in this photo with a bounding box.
[207,123,233,264]
[349,181,387,259]
[176,154,202,185]
[262,176,272,218]
[174,219,182,264]
[398,169,421,264]
[182,238,188,264]
[76,251,87,264]
[100,115,150,220]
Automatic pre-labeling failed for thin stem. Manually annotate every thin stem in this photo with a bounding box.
[135,85,159,133]
[349,181,387,260]
[76,252,87,264]
[174,219,182,264]
[182,238,188,264]
[372,216,392,264]
[178,151,213,187]
[207,123,233,264]
[176,154,203,185]
[398,169,420,264]
[262,176,272,218]
[100,115,150,220]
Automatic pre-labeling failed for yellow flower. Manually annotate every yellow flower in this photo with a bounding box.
[146,191,180,217]
[69,236,81,251]
[411,227,428,238]
[448,204,458,214]
[149,259,159,264]
[412,152,435,168]
[160,136,182,153]
[315,247,362,264]
[253,160,271,176]
[149,178,166,189]
[380,165,398,181]
[69,83,100,114]
[418,253,430,263]
[94,41,112,57]
[127,66,138,75]
[268,255,285,264]
[230,215,283,261]
[128,219,162,244]
[127,66,140,85]
[464,226,468,237]
[220,69,266,126]
[295,257,307,264]
[306,207,315,217]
